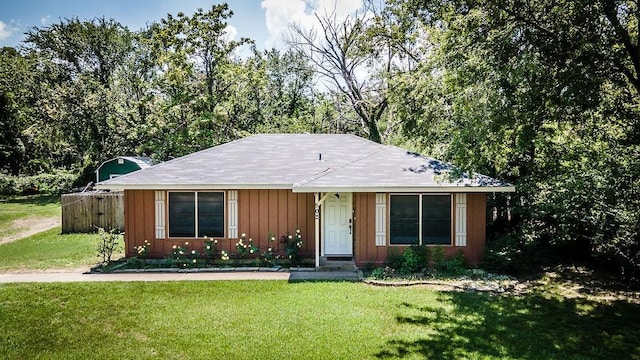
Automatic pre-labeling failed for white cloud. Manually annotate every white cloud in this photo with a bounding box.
[40,15,50,25]
[223,24,237,42]
[0,21,12,40]
[261,0,363,48]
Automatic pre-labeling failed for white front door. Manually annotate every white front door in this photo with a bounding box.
[323,192,352,256]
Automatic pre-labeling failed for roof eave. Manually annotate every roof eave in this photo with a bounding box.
[94,183,294,190]
[291,185,516,193]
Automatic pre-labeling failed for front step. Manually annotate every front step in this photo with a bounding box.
[318,257,357,272]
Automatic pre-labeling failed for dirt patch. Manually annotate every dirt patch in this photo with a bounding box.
[0,217,60,245]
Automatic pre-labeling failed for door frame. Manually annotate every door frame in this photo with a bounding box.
[321,192,353,256]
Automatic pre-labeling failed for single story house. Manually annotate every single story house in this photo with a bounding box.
[96,134,515,267]
[95,156,155,183]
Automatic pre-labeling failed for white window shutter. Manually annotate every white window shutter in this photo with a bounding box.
[155,191,165,239]
[228,190,238,239]
[375,193,386,246]
[455,193,467,247]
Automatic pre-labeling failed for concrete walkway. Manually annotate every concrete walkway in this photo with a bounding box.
[0,270,360,283]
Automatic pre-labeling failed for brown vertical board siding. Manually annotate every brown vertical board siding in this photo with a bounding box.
[234,189,316,257]
[465,193,487,265]
[124,190,155,258]
[354,193,387,267]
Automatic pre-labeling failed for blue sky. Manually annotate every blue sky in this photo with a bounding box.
[0,0,366,50]
[0,0,363,50]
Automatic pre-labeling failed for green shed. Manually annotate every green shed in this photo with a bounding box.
[95,157,155,183]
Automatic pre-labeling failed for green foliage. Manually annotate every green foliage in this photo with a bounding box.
[203,238,220,262]
[432,245,446,266]
[387,247,404,269]
[167,242,200,268]
[260,231,280,266]
[95,228,123,265]
[235,234,259,258]
[369,267,385,279]
[284,229,304,264]
[399,247,421,274]
[0,171,77,194]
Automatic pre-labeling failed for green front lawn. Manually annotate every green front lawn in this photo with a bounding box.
[0,227,115,271]
[1,281,638,359]
[0,194,60,236]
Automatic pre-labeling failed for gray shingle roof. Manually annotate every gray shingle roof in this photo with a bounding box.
[96,134,514,193]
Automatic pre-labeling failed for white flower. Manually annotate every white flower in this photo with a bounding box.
[192,259,197,263]
[268,248,272,252]
[191,250,196,255]
[184,242,189,246]
[241,233,246,237]
[206,245,211,250]
[172,245,177,249]
[214,240,218,244]
[288,235,292,239]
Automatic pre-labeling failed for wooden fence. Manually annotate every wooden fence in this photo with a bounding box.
[62,191,124,233]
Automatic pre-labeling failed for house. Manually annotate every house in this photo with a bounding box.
[95,156,155,183]
[95,134,515,267]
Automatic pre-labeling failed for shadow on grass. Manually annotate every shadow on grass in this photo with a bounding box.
[377,291,640,359]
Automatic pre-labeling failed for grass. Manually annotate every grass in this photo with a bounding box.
[0,281,638,360]
[0,194,60,238]
[0,227,118,271]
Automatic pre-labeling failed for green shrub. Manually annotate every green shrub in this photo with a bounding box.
[399,247,422,274]
[370,267,385,279]
[441,251,467,275]
[96,228,123,265]
[432,245,446,268]
[483,233,523,273]
[387,247,404,269]
[411,245,431,269]
[0,170,78,195]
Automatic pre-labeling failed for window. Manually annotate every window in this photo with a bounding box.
[168,192,224,238]
[390,194,451,245]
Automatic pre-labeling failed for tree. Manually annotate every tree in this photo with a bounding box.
[389,0,640,276]
[23,17,133,180]
[288,2,405,143]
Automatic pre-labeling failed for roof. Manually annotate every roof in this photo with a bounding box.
[97,156,156,171]
[95,134,515,193]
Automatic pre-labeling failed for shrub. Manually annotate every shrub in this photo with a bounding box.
[235,233,258,258]
[432,245,446,268]
[411,245,431,269]
[168,242,200,268]
[440,251,467,275]
[387,247,404,270]
[203,237,220,263]
[0,170,78,195]
[134,240,151,259]
[370,267,385,279]
[284,229,303,265]
[96,228,122,265]
[400,247,422,274]
[483,233,523,273]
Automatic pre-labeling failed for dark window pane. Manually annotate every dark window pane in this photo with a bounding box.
[390,195,419,245]
[422,195,451,244]
[198,192,224,237]
[169,192,195,237]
